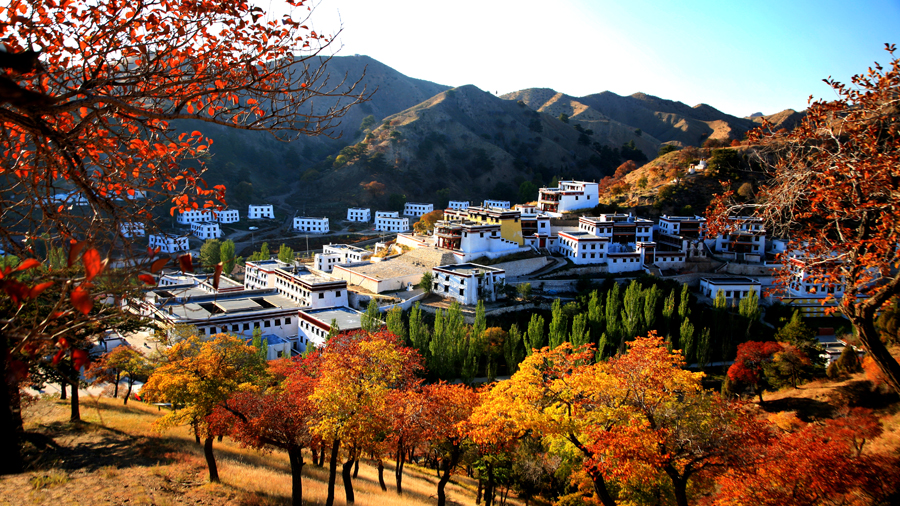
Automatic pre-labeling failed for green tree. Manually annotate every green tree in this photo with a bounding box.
[326,318,340,341]
[278,244,295,264]
[219,240,236,275]
[662,288,677,342]
[548,299,568,349]
[680,317,695,363]
[251,327,268,362]
[587,290,605,343]
[570,313,590,347]
[200,239,222,270]
[518,181,538,204]
[409,303,430,357]
[738,290,761,339]
[558,113,569,123]
[621,280,644,351]
[504,324,525,375]
[525,314,545,355]
[385,307,407,343]
[605,282,623,353]
[517,282,533,301]
[360,114,376,131]
[361,298,382,332]
[419,272,433,293]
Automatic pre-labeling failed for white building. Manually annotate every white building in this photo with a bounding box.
[215,209,240,224]
[297,306,368,352]
[293,217,330,234]
[699,277,762,304]
[248,204,275,219]
[578,214,654,243]
[346,207,371,222]
[537,181,600,216]
[139,287,304,355]
[710,216,766,261]
[433,220,527,262]
[375,212,410,233]
[655,215,707,263]
[315,244,373,273]
[244,259,348,309]
[482,200,511,210]
[191,221,222,240]
[148,234,189,253]
[120,222,145,238]
[432,263,506,305]
[447,201,469,210]
[176,210,213,225]
[403,202,434,218]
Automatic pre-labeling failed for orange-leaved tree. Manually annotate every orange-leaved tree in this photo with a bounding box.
[142,333,266,483]
[0,0,370,474]
[309,330,422,506]
[210,355,321,506]
[85,343,152,405]
[707,44,900,393]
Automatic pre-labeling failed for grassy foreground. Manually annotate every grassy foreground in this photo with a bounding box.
[2,395,513,506]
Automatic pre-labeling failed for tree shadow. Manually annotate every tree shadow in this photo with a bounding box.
[829,380,900,411]
[759,397,835,421]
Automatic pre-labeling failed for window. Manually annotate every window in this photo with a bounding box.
[459,288,465,297]
[243,323,250,331]
[319,293,324,299]
[254,322,260,328]
[275,319,281,326]
[264,320,271,328]
[336,291,341,297]
[286,318,291,325]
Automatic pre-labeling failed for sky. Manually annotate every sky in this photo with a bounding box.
[284,0,900,118]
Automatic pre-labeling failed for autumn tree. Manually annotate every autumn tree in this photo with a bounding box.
[413,209,444,234]
[707,45,900,393]
[211,355,321,506]
[142,334,266,483]
[85,344,151,405]
[727,341,783,402]
[309,330,422,506]
[420,382,480,506]
[0,0,369,473]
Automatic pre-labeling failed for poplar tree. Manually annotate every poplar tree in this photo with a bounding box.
[525,314,546,354]
[662,288,677,343]
[621,280,644,352]
[386,307,407,343]
[409,303,430,356]
[549,299,568,349]
[504,324,525,375]
[605,283,623,352]
[570,313,590,347]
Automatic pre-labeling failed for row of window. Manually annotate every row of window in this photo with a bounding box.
[198,317,293,336]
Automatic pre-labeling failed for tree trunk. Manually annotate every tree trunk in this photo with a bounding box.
[59,380,66,400]
[325,439,340,506]
[437,458,452,506]
[113,370,120,398]
[124,377,132,405]
[0,344,24,475]
[311,446,319,467]
[853,313,900,394]
[70,380,80,422]
[353,456,360,478]
[342,455,356,504]
[203,437,219,483]
[394,443,405,494]
[476,479,483,504]
[484,465,494,506]
[288,447,305,506]
[377,459,387,491]
[664,466,689,506]
[588,469,617,506]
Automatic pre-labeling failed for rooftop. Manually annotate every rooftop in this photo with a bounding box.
[701,277,760,284]
[160,291,301,320]
[301,306,365,331]
[435,263,504,276]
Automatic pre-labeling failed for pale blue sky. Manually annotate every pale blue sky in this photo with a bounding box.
[293,0,900,117]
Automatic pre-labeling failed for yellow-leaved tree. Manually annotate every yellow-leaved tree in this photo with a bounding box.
[142,333,265,483]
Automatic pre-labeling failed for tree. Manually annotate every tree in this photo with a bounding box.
[558,113,569,123]
[360,298,382,332]
[548,299,567,349]
[525,313,545,355]
[142,334,266,483]
[211,355,320,506]
[727,341,783,402]
[309,330,422,506]
[418,271,433,293]
[200,239,222,270]
[707,45,900,393]
[219,240,237,275]
[278,244,295,265]
[85,344,151,405]
[413,210,444,234]
[419,383,479,506]
[516,282,532,301]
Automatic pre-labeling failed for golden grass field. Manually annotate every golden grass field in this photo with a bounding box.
[2,395,527,506]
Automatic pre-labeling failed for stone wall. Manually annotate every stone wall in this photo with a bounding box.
[492,257,551,277]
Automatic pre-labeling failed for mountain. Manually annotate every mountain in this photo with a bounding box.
[503,89,760,148]
[748,108,806,132]
[308,84,641,213]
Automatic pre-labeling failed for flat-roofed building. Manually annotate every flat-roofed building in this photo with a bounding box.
[654,215,707,263]
[149,233,189,253]
[699,277,762,303]
[215,209,240,224]
[375,213,410,232]
[293,216,329,234]
[244,259,348,309]
[140,286,303,349]
[433,220,527,262]
[432,263,506,305]
[711,216,766,261]
[248,204,275,219]
[176,210,213,225]
[403,202,433,218]
[297,306,370,352]
[578,214,654,244]
[191,221,222,240]
[346,207,371,222]
[538,181,599,216]
[315,244,372,273]
[447,201,469,210]
[482,200,511,210]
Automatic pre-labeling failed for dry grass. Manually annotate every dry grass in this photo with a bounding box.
[4,394,526,506]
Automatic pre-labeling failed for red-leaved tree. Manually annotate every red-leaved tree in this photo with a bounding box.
[727,341,783,402]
